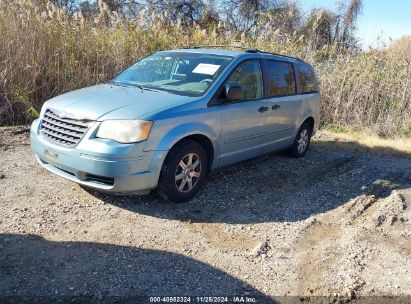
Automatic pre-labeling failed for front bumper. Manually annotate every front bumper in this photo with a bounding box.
[30,119,168,194]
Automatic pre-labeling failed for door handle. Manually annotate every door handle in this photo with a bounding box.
[258,106,269,113]
[272,104,281,110]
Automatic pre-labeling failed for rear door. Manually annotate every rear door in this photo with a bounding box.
[218,59,272,166]
[263,59,303,150]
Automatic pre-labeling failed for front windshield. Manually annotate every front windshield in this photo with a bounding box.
[112,52,233,96]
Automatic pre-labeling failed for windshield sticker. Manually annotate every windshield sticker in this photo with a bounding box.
[192,63,221,75]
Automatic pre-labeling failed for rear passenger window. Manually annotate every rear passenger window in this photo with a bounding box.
[265,61,296,97]
[297,64,319,93]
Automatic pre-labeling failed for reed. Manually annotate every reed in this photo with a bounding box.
[1,0,410,137]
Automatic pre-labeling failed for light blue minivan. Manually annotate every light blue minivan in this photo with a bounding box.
[30,47,320,202]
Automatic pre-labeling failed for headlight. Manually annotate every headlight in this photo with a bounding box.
[96,120,153,143]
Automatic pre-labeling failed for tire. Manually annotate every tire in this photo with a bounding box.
[288,122,312,158]
[158,140,208,203]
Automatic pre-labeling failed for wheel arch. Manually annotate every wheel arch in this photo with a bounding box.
[302,116,315,133]
[164,134,215,175]
[156,132,217,177]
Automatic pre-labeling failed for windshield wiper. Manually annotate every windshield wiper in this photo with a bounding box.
[108,80,168,93]
[107,80,128,87]
[134,85,168,93]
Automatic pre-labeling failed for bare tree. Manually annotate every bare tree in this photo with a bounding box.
[258,1,302,41]
[146,0,206,26]
[341,0,362,44]
[299,0,362,53]
[218,0,281,33]
[302,8,337,50]
[50,0,80,14]
[78,0,98,19]
[198,5,220,29]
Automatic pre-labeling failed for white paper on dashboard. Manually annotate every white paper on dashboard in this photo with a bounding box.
[192,63,220,75]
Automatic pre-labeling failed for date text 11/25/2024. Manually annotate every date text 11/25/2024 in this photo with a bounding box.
[149,296,258,303]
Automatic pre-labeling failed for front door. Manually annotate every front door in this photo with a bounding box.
[218,59,271,166]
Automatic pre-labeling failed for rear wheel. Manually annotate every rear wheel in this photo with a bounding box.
[159,140,208,203]
[289,122,312,158]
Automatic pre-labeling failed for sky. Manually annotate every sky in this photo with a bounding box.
[298,0,411,48]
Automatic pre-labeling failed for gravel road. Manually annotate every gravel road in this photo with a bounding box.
[0,128,410,303]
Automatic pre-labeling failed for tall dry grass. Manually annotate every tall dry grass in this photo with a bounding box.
[1,0,410,137]
[318,50,411,137]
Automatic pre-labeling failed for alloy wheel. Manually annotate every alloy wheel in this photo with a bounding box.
[297,129,309,154]
[175,153,201,193]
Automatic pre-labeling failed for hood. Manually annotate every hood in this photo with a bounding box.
[45,84,196,121]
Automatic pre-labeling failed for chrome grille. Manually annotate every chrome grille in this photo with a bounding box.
[40,109,92,146]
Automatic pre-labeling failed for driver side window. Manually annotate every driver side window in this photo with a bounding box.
[226,60,263,101]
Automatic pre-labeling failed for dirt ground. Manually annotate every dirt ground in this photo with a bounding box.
[0,127,410,303]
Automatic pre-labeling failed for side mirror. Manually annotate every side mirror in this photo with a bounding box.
[224,82,244,101]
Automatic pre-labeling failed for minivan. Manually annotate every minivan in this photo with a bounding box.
[30,47,320,202]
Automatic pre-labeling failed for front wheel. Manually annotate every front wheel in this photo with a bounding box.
[158,140,208,203]
[288,122,312,158]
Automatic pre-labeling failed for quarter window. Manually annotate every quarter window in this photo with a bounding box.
[265,60,296,97]
[226,60,263,101]
[297,63,319,93]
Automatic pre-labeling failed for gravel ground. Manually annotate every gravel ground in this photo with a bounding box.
[0,127,410,303]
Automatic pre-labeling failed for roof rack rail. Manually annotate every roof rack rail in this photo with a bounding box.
[244,48,260,53]
[191,45,259,52]
[189,45,303,61]
[258,51,303,62]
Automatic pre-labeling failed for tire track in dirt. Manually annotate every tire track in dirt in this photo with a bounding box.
[292,187,411,298]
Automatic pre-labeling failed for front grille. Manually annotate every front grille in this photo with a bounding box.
[40,109,92,146]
